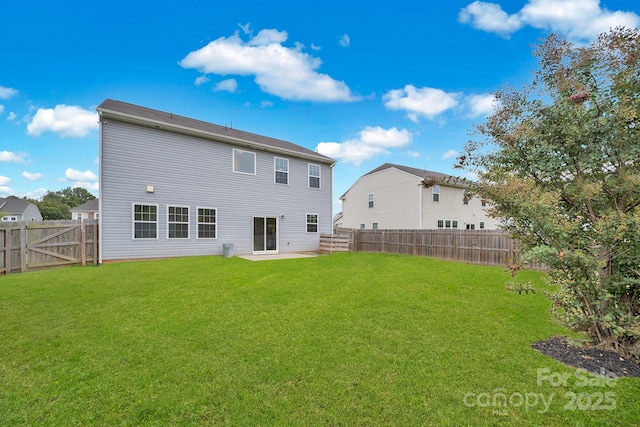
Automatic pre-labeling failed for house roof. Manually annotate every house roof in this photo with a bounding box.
[97,99,336,165]
[71,198,99,212]
[0,197,33,215]
[340,163,469,200]
[363,163,456,180]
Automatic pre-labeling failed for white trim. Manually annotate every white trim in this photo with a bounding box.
[306,213,319,233]
[274,156,289,185]
[308,163,321,189]
[166,205,190,239]
[132,203,159,240]
[196,206,217,239]
[233,148,256,175]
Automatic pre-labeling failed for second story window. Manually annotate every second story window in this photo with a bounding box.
[233,148,256,175]
[432,185,440,202]
[368,193,374,208]
[275,157,289,184]
[309,164,320,188]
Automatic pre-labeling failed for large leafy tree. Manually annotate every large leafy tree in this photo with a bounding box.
[459,28,640,358]
[38,187,96,220]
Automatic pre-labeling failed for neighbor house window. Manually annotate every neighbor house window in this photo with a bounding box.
[466,224,475,230]
[133,204,158,239]
[452,220,458,229]
[373,222,378,230]
[360,223,365,230]
[275,157,289,184]
[306,214,318,233]
[308,164,321,188]
[480,222,485,229]
[368,193,374,208]
[76,213,82,220]
[437,220,444,229]
[481,199,487,207]
[463,190,469,205]
[168,206,189,239]
[445,220,452,229]
[432,185,440,202]
[197,207,217,239]
[233,148,256,175]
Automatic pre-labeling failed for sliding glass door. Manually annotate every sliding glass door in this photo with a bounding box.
[253,216,278,253]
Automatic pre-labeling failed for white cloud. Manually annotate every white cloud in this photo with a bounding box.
[0,186,13,197]
[7,112,16,121]
[442,149,459,160]
[0,105,4,114]
[316,126,412,166]
[194,75,210,86]
[65,168,97,181]
[383,85,460,122]
[260,100,274,108]
[459,0,640,42]
[213,78,238,93]
[338,34,351,47]
[0,150,25,163]
[27,105,98,137]
[179,29,358,102]
[466,93,497,117]
[22,171,43,181]
[0,85,18,99]
[73,181,100,191]
[0,175,10,185]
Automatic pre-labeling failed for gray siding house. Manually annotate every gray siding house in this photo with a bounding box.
[70,198,99,221]
[98,99,335,262]
[0,198,43,222]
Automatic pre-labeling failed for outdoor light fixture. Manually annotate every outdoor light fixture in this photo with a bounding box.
[146,185,154,193]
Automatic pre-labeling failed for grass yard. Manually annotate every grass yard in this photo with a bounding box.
[1,252,639,426]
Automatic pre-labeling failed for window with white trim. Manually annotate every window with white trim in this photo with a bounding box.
[233,148,256,175]
[308,164,320,188]
[463,190,469,205]
[306,214,318,233]
[480,222,485,229]
[275,157,289,184]
[360,223,365,230]
[373,222,378,230]
[197,208,217,239]
[168,206,189,239]
[368,193,374,208]
[133,204,158,239]
[432,185,440,202]
[437,220,444,229]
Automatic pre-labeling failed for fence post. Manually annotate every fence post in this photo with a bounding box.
[20,225,26,272]
[81,221,87,266]
[4,228,10,275]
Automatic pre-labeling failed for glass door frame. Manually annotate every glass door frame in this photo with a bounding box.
[252,216,279,254]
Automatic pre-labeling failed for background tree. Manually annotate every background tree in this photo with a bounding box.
[37,187,96,220]
[459,27,640,358]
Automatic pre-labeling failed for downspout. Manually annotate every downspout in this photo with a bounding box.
[98,111,103,265]
[418,182,423,229]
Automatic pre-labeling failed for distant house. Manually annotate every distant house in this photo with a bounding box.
[336,163,499,230]
[97,99,336,262]
[0,198,43,222]
[70,198,99,221]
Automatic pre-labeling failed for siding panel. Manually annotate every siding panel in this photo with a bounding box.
[101,121,332,260]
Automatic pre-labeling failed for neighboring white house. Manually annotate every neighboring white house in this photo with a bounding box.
[97,99,336,262]
[0,198,43,222]
[335,163,500,230]
[70,198,99,221]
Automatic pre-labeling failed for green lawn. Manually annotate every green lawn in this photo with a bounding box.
[1,253,638,426]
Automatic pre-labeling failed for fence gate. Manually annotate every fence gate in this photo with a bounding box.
[1,220,98,275]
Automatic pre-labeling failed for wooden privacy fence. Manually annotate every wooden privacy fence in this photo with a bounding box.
[334,228,546,270]
[1,220,99,275]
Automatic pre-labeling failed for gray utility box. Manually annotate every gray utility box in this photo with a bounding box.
[222,243,234,258]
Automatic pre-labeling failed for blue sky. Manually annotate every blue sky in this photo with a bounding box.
[1,0,638,213]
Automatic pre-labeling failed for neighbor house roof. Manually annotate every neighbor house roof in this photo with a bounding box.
[0,197,33,215]
[340,163,469,200]
[363,163,456,181]
[97,99,336,165]
[71,198,99,212]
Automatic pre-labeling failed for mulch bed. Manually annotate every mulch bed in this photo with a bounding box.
[531,336,640,378]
